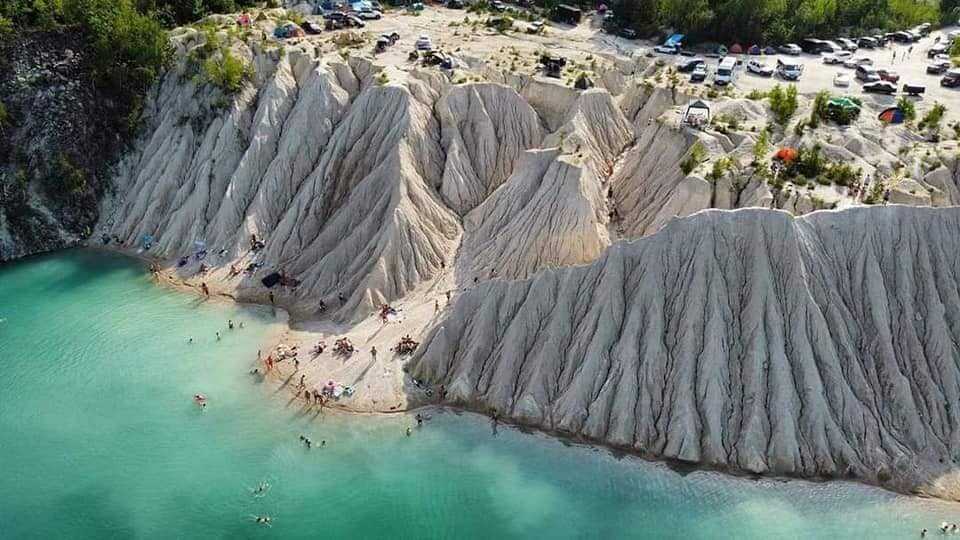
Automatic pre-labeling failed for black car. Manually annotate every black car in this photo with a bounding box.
[942,70,960,88]
[927,61,951,75]
[890,31,913,43]
[303,20,323,34]
[928,42,950,58]
[862,80,897,94]
[446,0,464,7]
[676,57,705,72]
[323,11,347,20]
[618,28,637,39]
[800,38,828,54]
[858,37,878,49]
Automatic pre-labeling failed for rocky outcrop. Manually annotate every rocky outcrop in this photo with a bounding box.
[410,206,960,500]
[0,31,120,260]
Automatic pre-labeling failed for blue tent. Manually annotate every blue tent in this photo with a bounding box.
[878,107,906,124]
[664,33,685,47]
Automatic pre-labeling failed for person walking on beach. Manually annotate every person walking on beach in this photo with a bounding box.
[269,291,275,305]
[201,282,210,297]
[370,346,377,359]
[435,299,440,314]
[445,290,451,304]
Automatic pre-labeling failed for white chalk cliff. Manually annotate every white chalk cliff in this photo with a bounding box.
[411,207,960,500]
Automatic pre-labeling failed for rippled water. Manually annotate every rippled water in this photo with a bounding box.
[0,250,957,539]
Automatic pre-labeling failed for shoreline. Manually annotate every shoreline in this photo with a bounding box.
[61,245,960,504]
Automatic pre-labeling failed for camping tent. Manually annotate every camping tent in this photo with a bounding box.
[730,43,743,54]
[774,147,798,162]
[664,33,685,47]
[748,44,761,55]
[715,44,728,55]
[878,107,906,124]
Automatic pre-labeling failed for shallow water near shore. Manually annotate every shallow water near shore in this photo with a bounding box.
[0,250,957,538]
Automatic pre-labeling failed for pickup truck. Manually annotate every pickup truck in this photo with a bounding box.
[902,83,926,96]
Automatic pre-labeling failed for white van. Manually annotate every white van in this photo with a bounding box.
[714,57,738,86]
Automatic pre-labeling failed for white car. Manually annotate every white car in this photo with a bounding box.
[746,59,774,76]
[353,7,382,19]
[415,34,432,50]
[653,44,678,54]
[934,53,951,63]
[833,71,851,87]
[822,50,853,64]
[843,56,873,68]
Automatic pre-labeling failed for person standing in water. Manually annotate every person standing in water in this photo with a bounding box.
[228,320,234,330]
[201,282,210,297]
[216,332,221,341]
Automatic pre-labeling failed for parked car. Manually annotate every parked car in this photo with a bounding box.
[525,21,543,33]
[858,37,878,49]
[836,38,858,51]
[415,34,432,50]
[801,38,829,54]
[903,83,925,96]
[821,40,845,53]
[890,31,913,43]
[855,64,880,82]
[746,59,774,76]
[833,71,851,87]
[776,59,804,80]
[877,68,900,83]
[942,70,960,87]
[653,44,679,54]
[676,57,705,72]
[690,63,707,82]
[928,60,952,75]
[862,80,897,94]
[323,10,348,20]
[346,14,364,27]
[491,0,506,11]
[822,51,853,64]
[843,56,873,69]
[446,0,464,7]
[303,20,323,34]
[779,43,802,55]
[618,28,638,39]
[948,29,960,41]
[763,46,778,55]
[353,7,382,19]
[928,42,950,58]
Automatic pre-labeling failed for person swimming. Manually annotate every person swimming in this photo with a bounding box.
[251,515,272,527]
[405,426,412,437]
[250,482,270,497]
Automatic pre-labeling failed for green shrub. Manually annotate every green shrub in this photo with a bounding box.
[919,102,947,132]
[0,100,9,131]
[897,96,916,123]
[768,84,798,126]
[746,89,767,100]
[752,127,770,164]
[204,48,251,93]
[680,142,706,174]
[55,155,86,194]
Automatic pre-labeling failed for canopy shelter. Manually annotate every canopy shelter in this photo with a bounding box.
[683,99,711,127]
[729,43,743,54]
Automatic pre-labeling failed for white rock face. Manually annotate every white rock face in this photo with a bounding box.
[411,206,960,499]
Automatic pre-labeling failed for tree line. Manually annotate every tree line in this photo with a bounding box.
[605,0,945,45]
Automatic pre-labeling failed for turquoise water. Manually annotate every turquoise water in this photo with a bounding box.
[0,250,957,539]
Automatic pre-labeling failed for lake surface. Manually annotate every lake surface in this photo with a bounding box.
[0,250,956,539]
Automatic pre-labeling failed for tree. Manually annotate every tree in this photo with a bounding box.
[897,96,916,123]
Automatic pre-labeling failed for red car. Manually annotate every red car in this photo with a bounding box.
[876,69,900,83]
